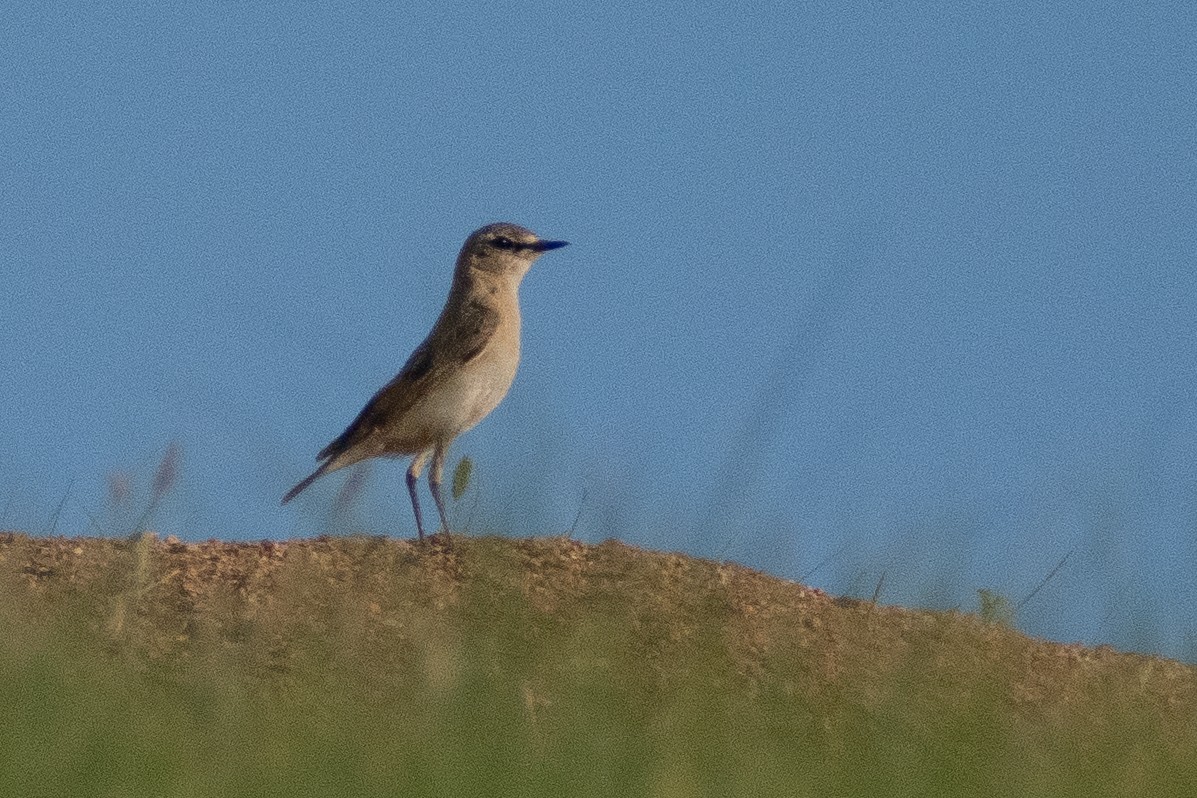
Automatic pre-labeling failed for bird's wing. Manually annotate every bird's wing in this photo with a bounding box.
[316,300,500,462]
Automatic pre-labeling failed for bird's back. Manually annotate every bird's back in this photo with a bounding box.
[316,276,520,469]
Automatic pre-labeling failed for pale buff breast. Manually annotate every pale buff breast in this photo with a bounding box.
[386,314,522,450]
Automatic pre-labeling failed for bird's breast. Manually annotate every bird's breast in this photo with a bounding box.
[406,315,521,444]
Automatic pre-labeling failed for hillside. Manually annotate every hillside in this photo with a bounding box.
[1,532,1194,796]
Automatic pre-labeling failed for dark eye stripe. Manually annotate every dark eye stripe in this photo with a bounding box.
[492,236,518,250]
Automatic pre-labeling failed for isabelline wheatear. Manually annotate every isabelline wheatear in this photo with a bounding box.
[282,222,569,544]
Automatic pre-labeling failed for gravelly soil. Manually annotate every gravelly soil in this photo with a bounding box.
[2,530,1193,724]
[2,530,1195,797]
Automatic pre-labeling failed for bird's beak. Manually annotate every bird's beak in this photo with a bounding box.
[531,239,569,252]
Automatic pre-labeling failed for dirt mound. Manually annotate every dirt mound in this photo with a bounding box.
[3,531,1192,718]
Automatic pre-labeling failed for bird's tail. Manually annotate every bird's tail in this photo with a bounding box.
[281,464,329,505]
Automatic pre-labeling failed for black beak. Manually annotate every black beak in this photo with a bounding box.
[531,239,569,252]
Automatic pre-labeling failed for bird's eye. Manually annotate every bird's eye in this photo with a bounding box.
[492,236,516,250]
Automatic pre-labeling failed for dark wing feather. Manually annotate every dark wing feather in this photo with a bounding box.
[315,300,499,463]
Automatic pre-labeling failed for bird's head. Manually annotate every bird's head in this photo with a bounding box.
[459,222,569,279]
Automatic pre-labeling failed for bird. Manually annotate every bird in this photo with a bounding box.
[282,222,569,545]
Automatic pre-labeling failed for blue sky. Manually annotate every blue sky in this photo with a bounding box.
[3,2,1195,657]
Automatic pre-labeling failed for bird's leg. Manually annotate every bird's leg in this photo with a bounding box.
[405,468,425,543]
[406,452,430,543]
[428,445,452,546]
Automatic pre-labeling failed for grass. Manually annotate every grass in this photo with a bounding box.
[0,531,1194,797]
